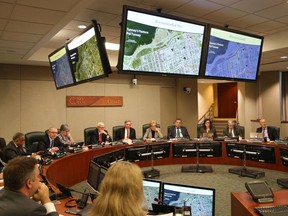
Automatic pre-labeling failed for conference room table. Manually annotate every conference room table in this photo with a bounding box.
[40,140,288,215]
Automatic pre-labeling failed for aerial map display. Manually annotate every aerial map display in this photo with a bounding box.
[122,9,205,76]
[205,28,263,80]
[49,47,74,89]
[67,27,104,82]
[163,184,214,216]
[143,180,161,211]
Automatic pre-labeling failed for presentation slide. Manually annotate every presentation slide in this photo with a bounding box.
[123,10,205,75]
[143,180,161,211]
[205,28,262,80]
[49,47,74,88]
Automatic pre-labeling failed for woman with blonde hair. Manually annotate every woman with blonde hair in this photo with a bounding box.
[89,161,147,216]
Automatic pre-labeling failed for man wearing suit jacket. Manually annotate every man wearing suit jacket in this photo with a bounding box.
[1,132,30,163]
[114,120,136,141]
[256,118,279,141]
[167,118,190,140]
[38,127,62,153]
[90,122,112,144]
[223,120,243,138]
[0,157,59,216]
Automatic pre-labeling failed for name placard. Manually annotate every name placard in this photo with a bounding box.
[66,96,123,107]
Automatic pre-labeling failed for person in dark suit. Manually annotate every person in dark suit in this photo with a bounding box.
[256,118,279,141]
[167,118,190,140]
[198,119,217,138]
[1,132,30,163]
[0,157,59,216]
[90,122,112,144]
[223,120,244,138]
[114,120,136,141]
[38,127,62,153]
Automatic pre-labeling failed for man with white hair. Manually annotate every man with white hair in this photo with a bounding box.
[223,120,243,138]
[90,122,112,144]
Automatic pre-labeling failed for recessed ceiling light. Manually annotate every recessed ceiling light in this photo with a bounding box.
[280,56,288,59]
[78,25,87,29]
[105,42,120,51]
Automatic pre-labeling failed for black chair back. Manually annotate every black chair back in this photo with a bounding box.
[25,131,46,153]
[142,123,160,137]
[112,125,124,140]
[84,127,97,145]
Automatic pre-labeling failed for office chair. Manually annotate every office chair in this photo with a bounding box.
[270,126,280,139]
[142,123,160,137]
[112,125,124,140]
[235,125,245,139]
[25,131,46,153]
[84,127,97,145]
[167,125,174,137]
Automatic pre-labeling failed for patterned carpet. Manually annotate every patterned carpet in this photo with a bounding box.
[72,164,288,216]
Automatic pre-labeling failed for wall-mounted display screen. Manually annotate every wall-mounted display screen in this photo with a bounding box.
[67,21,111,83]
[203,26,263,81]
[118,6,206,77]
[48,46,75,89]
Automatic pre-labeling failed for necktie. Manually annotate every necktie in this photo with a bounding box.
[126,129,130,139]
[50,139,54,148]
[99,134,102,142]
[176,128,180,137]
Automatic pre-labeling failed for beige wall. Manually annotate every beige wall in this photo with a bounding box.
[0,64,199,141]
[198,83,214,120]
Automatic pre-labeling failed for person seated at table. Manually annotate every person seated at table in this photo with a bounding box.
[114,120,136,141]
[0,157,59,216]
[143,120,163,141]
[167,118,190,140]
[38,127,63,153]
[198,119,217,138]
[89,161,147,216]
[256,118,279,141]
[57,124,75,147]
[90,122,112,144]
[1,132,30,163]
[223,120,243,138]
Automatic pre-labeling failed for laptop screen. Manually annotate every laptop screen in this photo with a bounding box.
[143,179,162,211]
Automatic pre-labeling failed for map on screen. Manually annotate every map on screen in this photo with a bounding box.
[122,8,205,76]
[143,179,161,211]
[205,28,263,81]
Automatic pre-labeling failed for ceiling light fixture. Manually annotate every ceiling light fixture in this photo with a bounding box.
[280,56,288,59]
[78,25,87,29]
[105,42,120,51]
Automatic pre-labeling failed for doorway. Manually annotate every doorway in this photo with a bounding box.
[217,82,238,118]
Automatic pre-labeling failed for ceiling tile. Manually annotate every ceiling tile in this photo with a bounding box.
[227,14,268,29]
[52,28,80,43]
[16,0,79,12]
[0,18,7,30]
[0,39,34,49]
[142,0,190,12]
[255,3,288,19]
[106,16,122,28]
[209,0,241,6]
[203,7,247,23]
[0,0,16,3]
[2,32,42,42]
[276,15,288,24]
[101,25,121,37]
[0,46,28,55]
[64,20,91,30]
[230,0,284,13]
[5,21,52,34]
[75,9,118,25]
[88,0,138,15]
[246,21,286,33]
[174,0,223,18]
[10,5,65,25]
[0,2,14,18]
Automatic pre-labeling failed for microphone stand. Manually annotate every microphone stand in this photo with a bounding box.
[140,149,164,178]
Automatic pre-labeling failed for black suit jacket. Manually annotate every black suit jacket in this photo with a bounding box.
[1,141,29,163]
[256,126,279,141]
[167,126,190,139]
[38,134,63,151]
[0,188,58,216]
[90,129,112,144]
[114,127,136,141]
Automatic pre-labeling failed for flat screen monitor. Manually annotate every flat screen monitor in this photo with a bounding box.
[203,25,263,81]
[118,5,206,77]
[48,46,75,89]
[67,20,111,83]
[87,160,101,191]
[143,179,162,211]
[97,166,107,191]
[93,153,113,169]
[125,145,148,162]
[162,182,215,216]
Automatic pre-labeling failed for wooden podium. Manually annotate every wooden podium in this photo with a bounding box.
[231,190,288,216]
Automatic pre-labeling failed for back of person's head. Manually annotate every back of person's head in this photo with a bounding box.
[3,157,38,191]
[12,132,24,141]
[90,161,146,216]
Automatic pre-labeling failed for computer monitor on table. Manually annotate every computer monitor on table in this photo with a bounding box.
[162,182,215,216]
[143,179,162,211]
[87,160,101,192]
